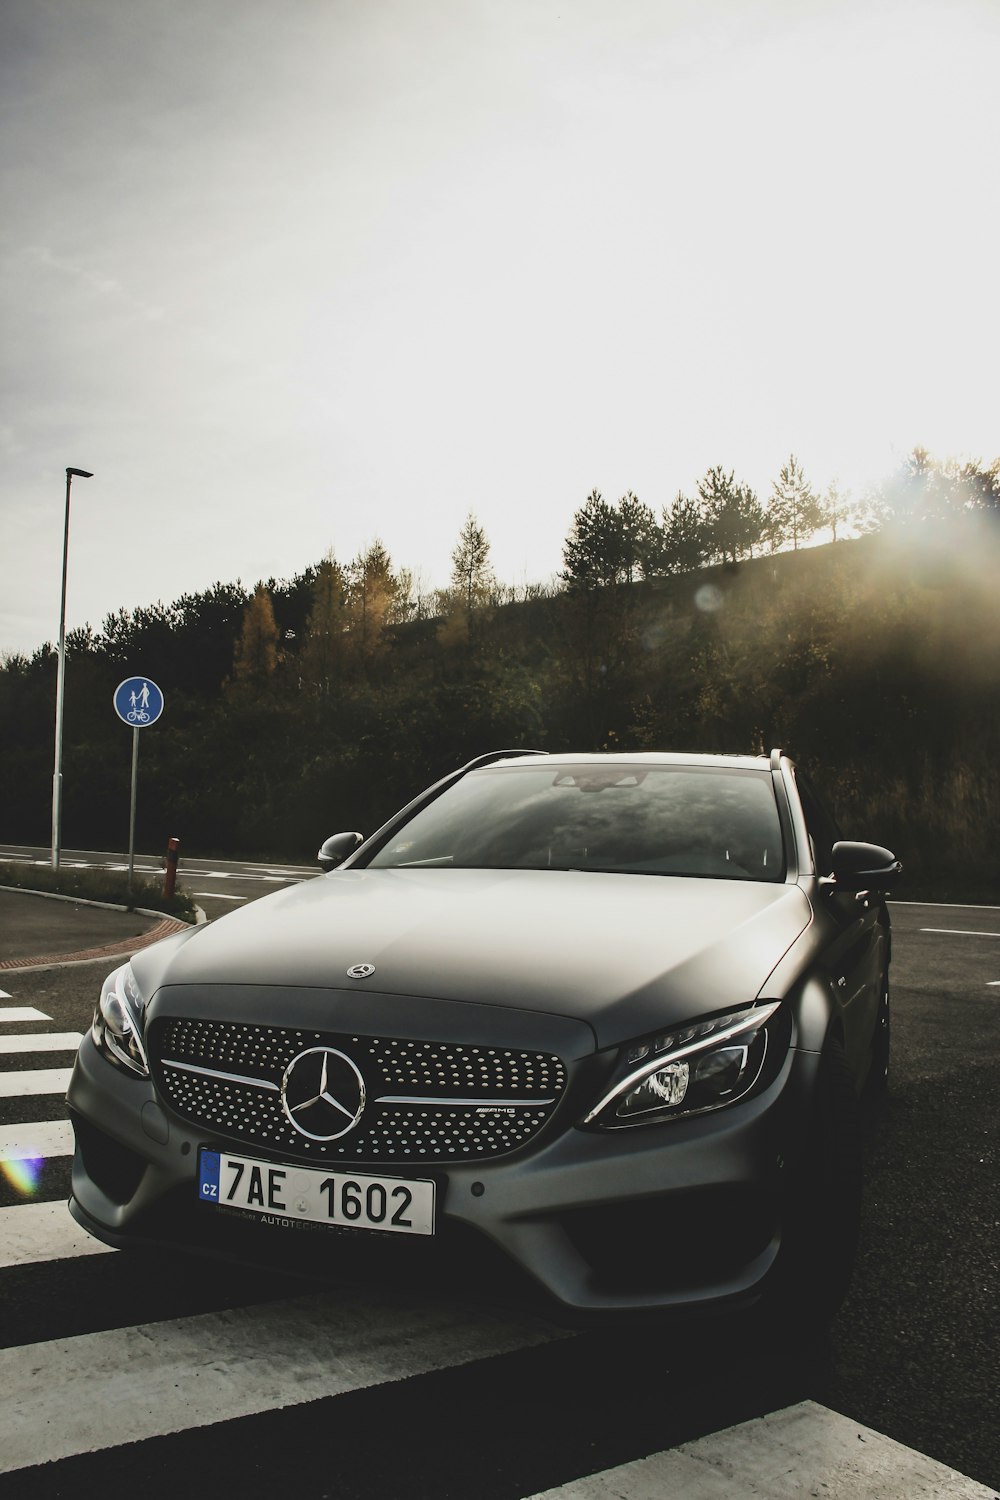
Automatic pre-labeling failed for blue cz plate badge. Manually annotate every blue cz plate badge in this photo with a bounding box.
[197,1147,434,1235]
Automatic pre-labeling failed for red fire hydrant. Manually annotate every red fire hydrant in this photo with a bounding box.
[163,836,180,900]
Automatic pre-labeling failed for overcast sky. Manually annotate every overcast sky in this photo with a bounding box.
[2,0,998,657]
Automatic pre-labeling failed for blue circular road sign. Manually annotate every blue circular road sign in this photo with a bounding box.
[113,677,164,727]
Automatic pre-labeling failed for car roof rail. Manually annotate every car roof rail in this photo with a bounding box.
[769,747,785,771]
[459,748,549,772]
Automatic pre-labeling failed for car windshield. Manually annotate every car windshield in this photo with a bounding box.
[365,764,785,880]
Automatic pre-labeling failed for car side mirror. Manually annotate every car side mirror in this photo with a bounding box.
[829,840,901,893]
[317,831,364,871]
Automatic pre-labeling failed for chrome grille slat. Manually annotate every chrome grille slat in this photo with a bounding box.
[161,1058,280,1092]
[150,1017,566,1163]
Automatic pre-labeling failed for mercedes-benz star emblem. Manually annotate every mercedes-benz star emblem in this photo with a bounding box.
[280,1047,366,1141]
[346,962,376,979]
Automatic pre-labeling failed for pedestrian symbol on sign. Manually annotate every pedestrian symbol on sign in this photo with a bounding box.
[125,682,154,721]
[113,677,164,728]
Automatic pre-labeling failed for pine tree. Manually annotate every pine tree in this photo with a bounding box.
[442,513,495,644]
[821,479,852,542]
[698,467,765,563]
[617,492,660,581]
[450,513,494,613]
[562,491,622,589]
[661,493,709,574]
[231,585,279,689]
[562,490,657,588]
[347,540,407,664]
[299,553,348,697]
[767,455,822,551]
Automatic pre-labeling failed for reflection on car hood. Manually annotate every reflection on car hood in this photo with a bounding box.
[143,869,812,1048]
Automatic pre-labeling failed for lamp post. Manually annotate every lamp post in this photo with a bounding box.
[51,466,94,869]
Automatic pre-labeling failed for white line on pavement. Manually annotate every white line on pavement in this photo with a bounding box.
[0,1007,53,1023]
[0,1289,567,1473]
[893,900,1000,911]
[920,928,1000,938]
[0,1032,82,1054]
[0,1201,115,1268]
[524,1400,995,1500]
[0,1120,74,1160]
[0,1069,73,1099]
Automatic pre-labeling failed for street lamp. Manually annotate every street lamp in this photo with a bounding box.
[51,466,94,869]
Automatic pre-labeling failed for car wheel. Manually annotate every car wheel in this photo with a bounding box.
[767,1036,864,1332]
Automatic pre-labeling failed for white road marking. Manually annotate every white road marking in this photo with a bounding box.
[0,1201,114,1268]
[0,1290,566,1473]
[893,900,1000,911]
[0,990,11,999]
[0,1120,74,1160]
[920,928,1000,938]
[192,892,246,901]
[0,1032,82,1054]
[0,1068,73,1098]
[0,1007,53,1023]
[525,1400,995,1499]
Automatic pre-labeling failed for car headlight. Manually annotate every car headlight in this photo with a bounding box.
[91,962,149,1078]
[582,1002,785,1129]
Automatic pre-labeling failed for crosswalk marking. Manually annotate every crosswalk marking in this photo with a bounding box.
[0,1006,53,1022]
[0,1289,566,1474]
[0,1031,83,1053]
[0,1067,73,1098]
[524,1401,997,1500]
[0,1201,115,1268]
[0,1119,74,1159]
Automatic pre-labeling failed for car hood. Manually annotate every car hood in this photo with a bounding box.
[140,869,812,1049]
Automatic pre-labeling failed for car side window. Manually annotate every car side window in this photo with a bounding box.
[795,772,843,876]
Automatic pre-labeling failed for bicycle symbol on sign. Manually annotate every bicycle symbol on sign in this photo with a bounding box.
[113,675,163,729]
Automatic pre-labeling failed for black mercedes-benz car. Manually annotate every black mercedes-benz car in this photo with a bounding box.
[68,749,899,1321]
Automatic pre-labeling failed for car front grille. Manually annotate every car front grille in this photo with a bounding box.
[149,1017,567,1164]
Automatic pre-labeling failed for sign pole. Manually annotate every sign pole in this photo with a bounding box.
[128,726,140,893]
[112,677,165,900]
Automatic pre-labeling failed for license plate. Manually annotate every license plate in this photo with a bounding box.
[197,1149,435,1236]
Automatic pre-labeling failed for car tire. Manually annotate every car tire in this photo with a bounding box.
[767,1036,864,1333]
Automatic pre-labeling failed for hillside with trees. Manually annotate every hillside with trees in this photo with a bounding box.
[2,449,999,896]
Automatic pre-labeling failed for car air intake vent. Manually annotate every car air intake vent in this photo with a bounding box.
[149,1018,567,1164]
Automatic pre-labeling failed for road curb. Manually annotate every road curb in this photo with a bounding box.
[0,915,193,973]
[0,884,205,973]
[0,882,198,922]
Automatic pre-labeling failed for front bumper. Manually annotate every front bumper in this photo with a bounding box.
[67,1023,821,1317]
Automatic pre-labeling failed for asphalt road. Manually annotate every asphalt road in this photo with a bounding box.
[824,901,1000,1489]
[0,842,315,920]
[1,869,997,1492]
